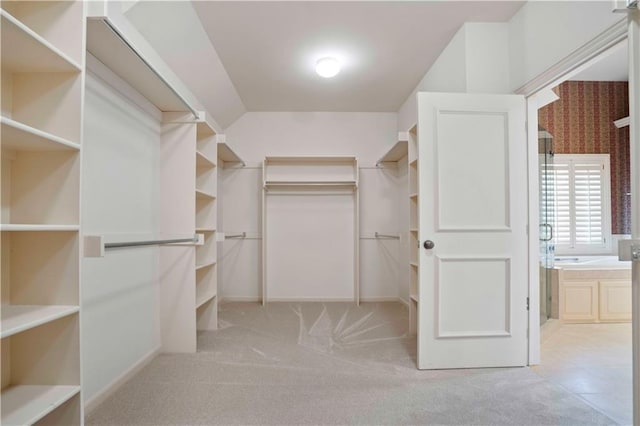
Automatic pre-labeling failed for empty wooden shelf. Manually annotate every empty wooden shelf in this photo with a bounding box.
[1,305,79,339]
[1,118,81,152]
[376,137,408,165]
[1,10,81,73]
[217,135,245,165]
[1,385,80,426]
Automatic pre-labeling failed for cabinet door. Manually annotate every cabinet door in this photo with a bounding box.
[560,280,598,323]
[599,279,632,322]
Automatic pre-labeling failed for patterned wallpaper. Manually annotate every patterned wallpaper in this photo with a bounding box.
[538,81,630,235]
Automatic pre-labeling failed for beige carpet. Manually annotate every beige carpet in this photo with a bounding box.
[86,302,618,425]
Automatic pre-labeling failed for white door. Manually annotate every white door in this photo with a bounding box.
[417,92,528,369]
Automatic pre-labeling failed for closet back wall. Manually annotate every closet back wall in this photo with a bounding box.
[221,112,400,302]
[82,68,161,405]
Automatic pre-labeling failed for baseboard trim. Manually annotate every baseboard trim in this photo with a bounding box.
[220,297,405,304]
[359,297,403,303]
[266,297,356,302]
[84,345,161,416]
[219,296,262,303]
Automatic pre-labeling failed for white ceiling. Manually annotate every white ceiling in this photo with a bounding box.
[192,1,524,112]
[570,40,628,81]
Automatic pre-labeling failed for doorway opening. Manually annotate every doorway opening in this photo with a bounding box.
[533,40,633,425]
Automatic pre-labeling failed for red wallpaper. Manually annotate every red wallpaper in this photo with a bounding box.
[539,81,630,235]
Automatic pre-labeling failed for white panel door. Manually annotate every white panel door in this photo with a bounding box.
[417,92,528,369]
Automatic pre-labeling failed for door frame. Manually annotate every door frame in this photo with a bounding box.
[516,16,629,366]
[519,9,640,422]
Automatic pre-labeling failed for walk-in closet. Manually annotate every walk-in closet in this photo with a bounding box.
[1,1,639,425]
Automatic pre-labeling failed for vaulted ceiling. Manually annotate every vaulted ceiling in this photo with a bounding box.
[127,1,525,128]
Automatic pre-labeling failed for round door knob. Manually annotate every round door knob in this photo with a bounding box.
[423,240,435,250]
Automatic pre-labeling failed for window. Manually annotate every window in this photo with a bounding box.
[541,154,611,254]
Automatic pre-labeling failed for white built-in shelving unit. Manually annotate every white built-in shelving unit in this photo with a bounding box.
[154,113,221,352]
[87,6,223,354]
[377,132,418,334]
[408,125,419,335]
[1,1,85,424]
[262,156,359,304]
[195,123,219,331]
[85,12,248,351]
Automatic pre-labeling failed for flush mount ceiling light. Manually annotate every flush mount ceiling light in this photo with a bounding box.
[315,57,341,78]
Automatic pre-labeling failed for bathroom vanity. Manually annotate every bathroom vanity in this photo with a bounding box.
[549,257,632,323]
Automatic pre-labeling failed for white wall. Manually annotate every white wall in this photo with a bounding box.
[224,112,397,165]
[466,24,510,94]
[220,112,401,302]
[397,23,512,130]
[82,68,161,404]
[398,3,624,130]
[508,1,624,92]
[397,25,467,131]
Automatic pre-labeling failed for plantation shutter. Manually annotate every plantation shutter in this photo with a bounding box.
[544,162,571,245]
[541,154,610,253]
[574,162,605,245]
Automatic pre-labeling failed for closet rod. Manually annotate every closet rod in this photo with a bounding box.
[105,235,199,249]
[225,232,246,239]
[97,17,200,120]
[375,232,400,240]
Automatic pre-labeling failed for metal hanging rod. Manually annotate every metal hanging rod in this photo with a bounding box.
[375,232,400,240]
[105,235,199,249]
[97,18,200,120]
[225,232,246,239]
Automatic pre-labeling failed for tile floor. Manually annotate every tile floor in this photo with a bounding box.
[532,319,633,425]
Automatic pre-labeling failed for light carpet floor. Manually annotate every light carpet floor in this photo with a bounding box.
[86,302,618,425]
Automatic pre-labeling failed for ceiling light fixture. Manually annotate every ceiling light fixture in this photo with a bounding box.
[315,57,341,78]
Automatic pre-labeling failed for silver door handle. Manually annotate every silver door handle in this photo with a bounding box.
[423,240,435,250]
[540,224,553,242]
